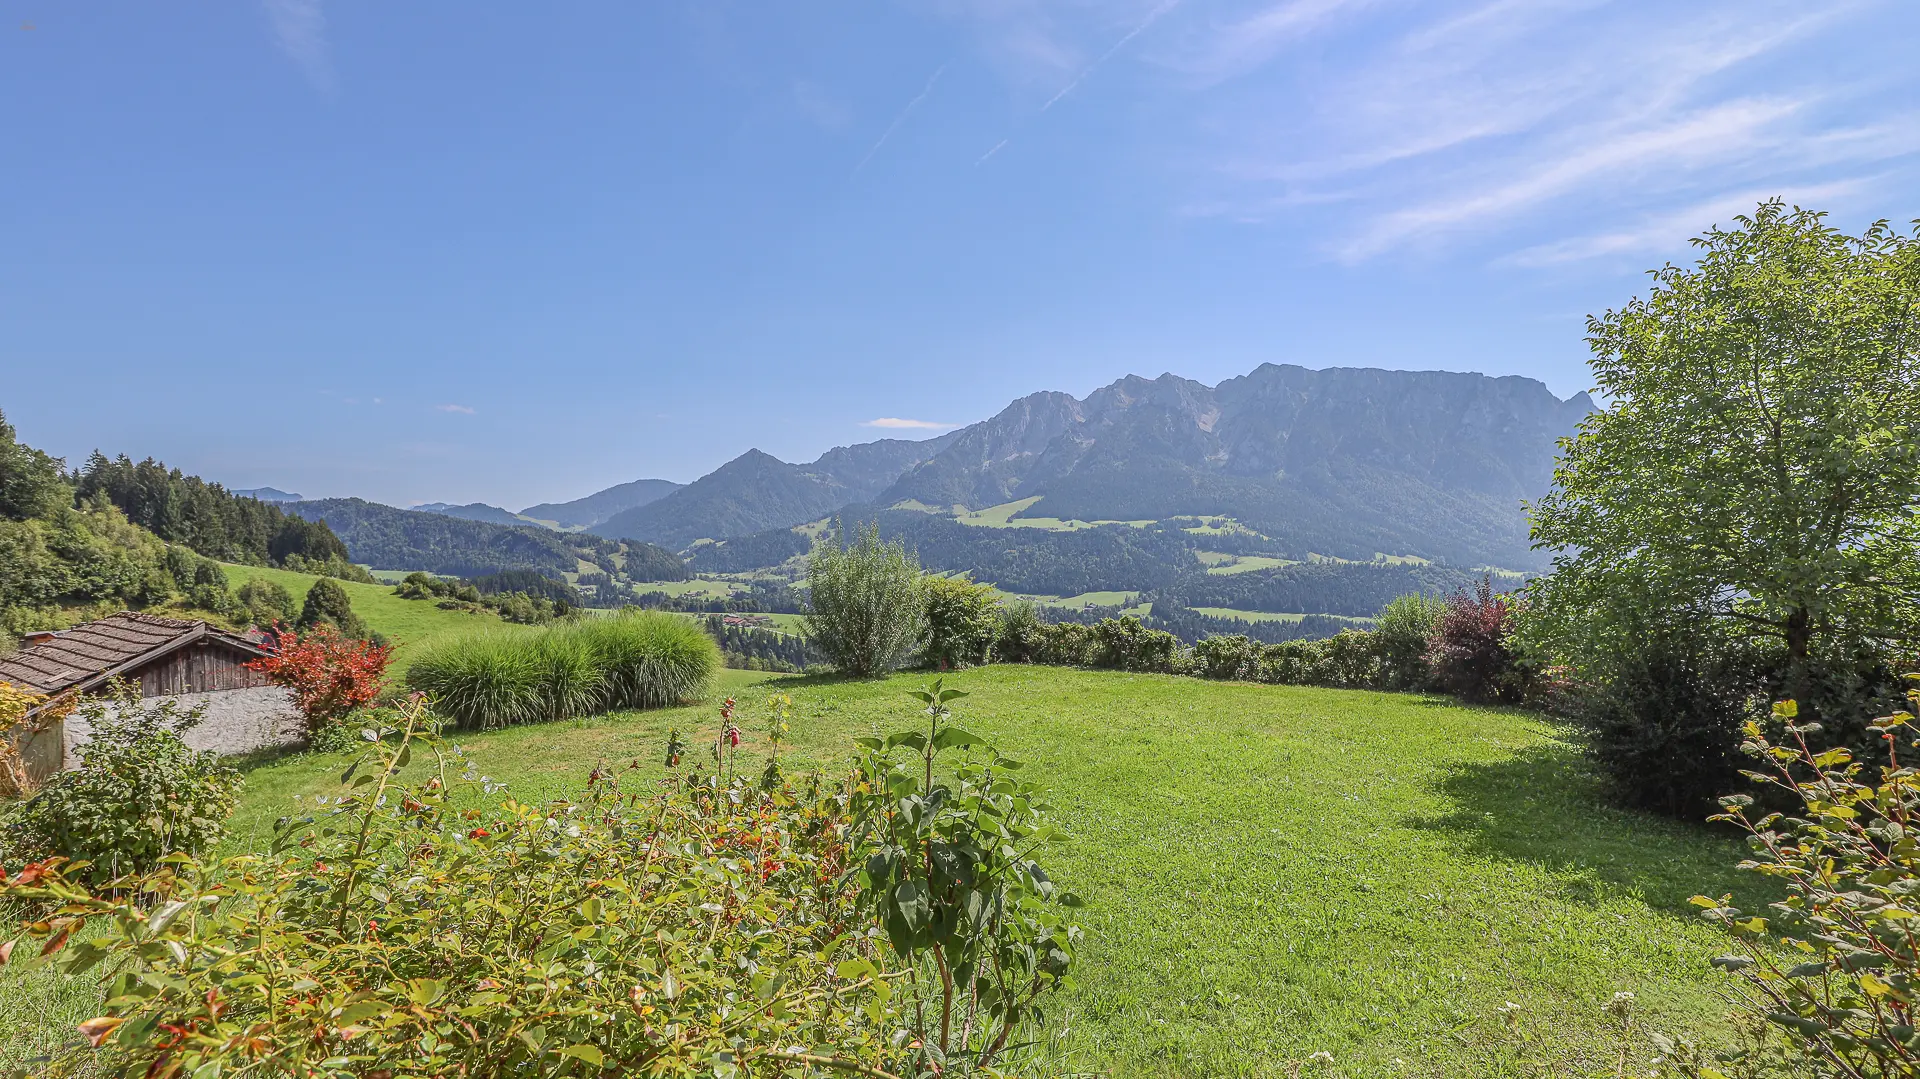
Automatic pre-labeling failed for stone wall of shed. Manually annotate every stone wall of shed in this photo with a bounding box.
[63,687,303,769]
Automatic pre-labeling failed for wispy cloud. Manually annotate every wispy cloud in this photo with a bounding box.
[1501,178,1872,266]
[1335,95,1809,259]
[263,0,333,92]
[435,404,475,415]
[862,417,958,429]
[854,64,948,174]
[1159,0,1915,261]
[1161,0,1376,85]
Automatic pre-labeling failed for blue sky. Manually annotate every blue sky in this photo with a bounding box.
[4,1,1916,509]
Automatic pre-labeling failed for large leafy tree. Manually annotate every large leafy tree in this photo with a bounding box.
[1530,201,1920,714]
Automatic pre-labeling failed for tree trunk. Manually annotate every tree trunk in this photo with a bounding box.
[1786,605,1815,725]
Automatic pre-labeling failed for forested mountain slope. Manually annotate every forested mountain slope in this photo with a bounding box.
[412,502,532,527]
[879,365,1592,569]
[590,435,957,549]
[521,478,681,529]
[286,498,686,582]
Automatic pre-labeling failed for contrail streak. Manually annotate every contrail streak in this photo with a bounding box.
[1041,0,1180,111]
[854,63,948,174]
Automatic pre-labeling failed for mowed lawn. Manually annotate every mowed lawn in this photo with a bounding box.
[186,665,1752,1077]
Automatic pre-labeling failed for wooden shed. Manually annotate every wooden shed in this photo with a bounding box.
[0,612,293,787]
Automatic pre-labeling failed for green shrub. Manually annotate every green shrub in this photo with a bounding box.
[1033,621,1095,666]
[922,574,999,669]
[1253,639,1327,685]
[1374,592,1443,689]
[1571,612,1765,817]
[1316,629,1384,688]
[804,521,926,677]
[2,683,241,883]
[405,612,717,728]
[1193,634,1260,680]
[1692,689,1920,1077]
[1090,616,1180,673]
[0,701,905,1078]
[296,577,368,639]
[991,599,1048,662]
[234,576,295,627]
[849,682,1082,1072]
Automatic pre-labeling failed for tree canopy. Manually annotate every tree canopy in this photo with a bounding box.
[1529,201,1920,708]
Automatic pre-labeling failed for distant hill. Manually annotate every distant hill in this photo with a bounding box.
[413,501,534,527]
[522,478,682,529]
[590,436,956,549]
[232,486,302,502]
[285,497,687,583]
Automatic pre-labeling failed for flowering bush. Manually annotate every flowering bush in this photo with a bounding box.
[0,698,907,1078]
[247,623,392,741]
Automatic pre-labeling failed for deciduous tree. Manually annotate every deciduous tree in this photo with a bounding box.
[1530,201,1920,719]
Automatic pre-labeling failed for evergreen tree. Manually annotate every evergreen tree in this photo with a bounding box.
[0,409,69,521]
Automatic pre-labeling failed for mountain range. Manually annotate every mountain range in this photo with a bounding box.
[582,364,1591,570]
[407,478,685,531]
[586,437,960,550]
[522,478,681,529]
[272,363,1589,582]
[232,486,302,502]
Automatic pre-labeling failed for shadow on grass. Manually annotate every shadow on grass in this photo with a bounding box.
[1406,732,1766,915]
[226,741,317,773]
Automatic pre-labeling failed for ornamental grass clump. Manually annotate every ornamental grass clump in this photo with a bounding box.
[405,612,717,728]
[404,629,545,728]
[0,698,907,1078]
[575,610,719,710]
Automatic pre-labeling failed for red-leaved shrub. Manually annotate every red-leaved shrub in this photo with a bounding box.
[248,623,392,739]
[1427,577,1519,703]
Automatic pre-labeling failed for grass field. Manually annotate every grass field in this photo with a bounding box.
[2,666,1759,1076]
[1189,607,1379,626]
[215,563,518,677]
[637,576,753,599]
[954,497,1156,532]
[1201,554,1301,575]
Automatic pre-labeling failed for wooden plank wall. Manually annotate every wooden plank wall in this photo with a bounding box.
[133,644,271,697]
